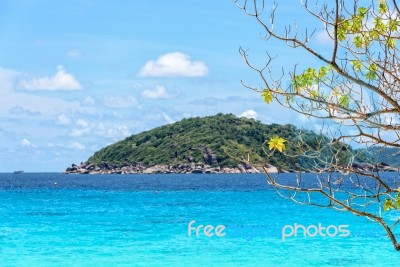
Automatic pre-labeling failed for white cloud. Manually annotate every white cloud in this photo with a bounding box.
[142,85,169,99]
[76,119,90,128]
[21,138,36,148]
[18,65,82,91]
[0,67,19,88]
[70,142,85,150]
[81,96,96,106]
[1,92,81,116]
[70,128,90,137]
[139,52,208,77]
[114,124,131,137]
[0,66,82,117]
[48,141,86,151]
[67,49,82,58]
[9,106,41,116]
[70,119,91,136]
[69,121,131,139]
[97,123,131,138]
[240,109,258,119]
[104,95,138,108]
[315,29,334,46]
[161,112,175,124]
[56,114,71,125]
[47,142,60,148]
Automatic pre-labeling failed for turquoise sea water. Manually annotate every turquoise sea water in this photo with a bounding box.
[0,173,399,266]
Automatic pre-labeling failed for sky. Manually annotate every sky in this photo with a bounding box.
[0,0,331,172]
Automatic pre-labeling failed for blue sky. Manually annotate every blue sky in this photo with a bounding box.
[0,0,330,171]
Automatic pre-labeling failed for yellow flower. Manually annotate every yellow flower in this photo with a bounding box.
[268,136,286,152]
[261,90,273,104]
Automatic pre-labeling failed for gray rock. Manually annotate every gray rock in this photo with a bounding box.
[203,148,218,165]
[237,164,246,173]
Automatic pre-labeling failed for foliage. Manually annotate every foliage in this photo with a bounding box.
[235,0,400,250]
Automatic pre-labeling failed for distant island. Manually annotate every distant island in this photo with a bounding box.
[65,113,398,174]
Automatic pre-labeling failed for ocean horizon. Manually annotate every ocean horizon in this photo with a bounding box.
[1,172,399,266]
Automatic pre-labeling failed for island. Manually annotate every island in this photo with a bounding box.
[65,114,398,174]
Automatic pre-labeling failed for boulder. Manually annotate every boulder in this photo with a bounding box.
[264,164,278,173]
[242,161,252,170]
[237,164,246,173]
[203,148,217,165]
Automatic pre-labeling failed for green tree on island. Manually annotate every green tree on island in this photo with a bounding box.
[236,0,400,250]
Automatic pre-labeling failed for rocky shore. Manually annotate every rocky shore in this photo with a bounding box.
[350,162,399,173]
[65,161,398,175]
[64,162,280,174]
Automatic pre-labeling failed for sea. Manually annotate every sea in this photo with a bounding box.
[0,173,399,266]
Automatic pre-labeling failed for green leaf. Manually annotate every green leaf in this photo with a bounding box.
[353,35,363,48]
[310,90,319,99]
[384,199,396,212]
[374,17,386,32]
[318,66,329,78]
[304,68,317,80]
[261,90,273,104]
[351,60,363,72]
[387,38,396,49]
[337,31,346,42]
[388,19,399,31]
[339,95,349,108]
[366,63,378,80]
[379,2,388,14]
[357,7,367,17]
[351,17,363,32]
[369,30,379,40]
[366,71,377,81]
[337,19,349,41]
